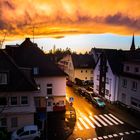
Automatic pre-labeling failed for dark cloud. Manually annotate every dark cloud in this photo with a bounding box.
[105,13,140,30]
[3,0,15,10]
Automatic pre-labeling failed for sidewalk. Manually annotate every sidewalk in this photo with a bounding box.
[106,102,140,129]
[48,101,76,140]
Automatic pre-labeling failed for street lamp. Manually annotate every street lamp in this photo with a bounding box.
[45,96,48,140]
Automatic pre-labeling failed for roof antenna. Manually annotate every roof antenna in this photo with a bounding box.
[32,25,35,43]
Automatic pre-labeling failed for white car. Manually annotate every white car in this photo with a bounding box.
[11,125,41,140]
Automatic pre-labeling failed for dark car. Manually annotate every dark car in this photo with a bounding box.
[84,91,94,102]
[66,80,73,87]
[77,87,87,97]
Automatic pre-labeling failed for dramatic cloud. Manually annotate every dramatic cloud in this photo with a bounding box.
[1,0,140,41]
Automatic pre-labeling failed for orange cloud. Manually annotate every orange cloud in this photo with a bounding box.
[0,0,140,41]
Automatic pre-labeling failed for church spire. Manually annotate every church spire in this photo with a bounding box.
[130,34,135,51]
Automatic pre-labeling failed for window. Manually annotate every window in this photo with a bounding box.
[122,79,127,88]
[10,97,17,105]
[131,97,140,107]
[106,78,109,84]
[11,117,18,128]
[0,97,7,106]
[85,77,87,80]
[135,67,139,73]
[30,130,36,134]
[0,118,7,127]
[97,75,99,80]
[21,96,28,105]
[105,89,109,96]
[132,81,137,91]
[0,73,8,85]
[47,84,52,95]
[37,84,41,91]
[20,131,29,136]
[98,65,100,71]
[81,70,83,73]
[47,101,52,106]
[96,85,99,91]
[59,100,64,106]
[33,67,39,75]
[91,70,93,74]
[85,70,87,73]
[126,66,129,71]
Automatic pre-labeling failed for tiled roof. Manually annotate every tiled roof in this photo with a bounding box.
[0,49,37,92]
[5,38,66,77]
[71,54,95,69]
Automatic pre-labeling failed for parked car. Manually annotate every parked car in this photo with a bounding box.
[77,87,87,97]
[11,125,41,140]
[84,91,94,102]
[92,97,106,108]
[66,80,73,87]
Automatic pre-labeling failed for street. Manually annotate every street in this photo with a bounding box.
[66,86,140,140]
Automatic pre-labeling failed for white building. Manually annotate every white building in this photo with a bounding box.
[93,50,123,102]
[58,54,95,84]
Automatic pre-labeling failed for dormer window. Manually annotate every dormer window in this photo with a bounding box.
[135,67,139,73]
[33,67,39,75]
[0,72,8,85]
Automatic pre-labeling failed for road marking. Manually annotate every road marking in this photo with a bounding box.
[108,135,113,138]
[99,115,113,125]
[89,116,102,127]
[79,118,90,129]
[84,116,96,128]
[113,134,118,137]
[119,133,124,136]
[104,114,119,125]
[125,132,130,135]
[94,115,108,126]
[136,130,140,133]
[130,131,135,134]
[98,137,103,139]
[93,138,98,140]
[109,114,124,124]
[103,136,108,139]
[77,121,83,130]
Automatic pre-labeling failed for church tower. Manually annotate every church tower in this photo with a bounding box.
[130,34,136,51]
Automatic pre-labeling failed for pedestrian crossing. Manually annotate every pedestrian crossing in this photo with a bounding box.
[75,113,124,131]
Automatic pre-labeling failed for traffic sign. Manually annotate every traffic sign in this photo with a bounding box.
[69,97,74,102]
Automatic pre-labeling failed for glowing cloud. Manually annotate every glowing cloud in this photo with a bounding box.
[1,0,140,41]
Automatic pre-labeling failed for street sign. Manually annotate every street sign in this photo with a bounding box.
[69,97,74,102]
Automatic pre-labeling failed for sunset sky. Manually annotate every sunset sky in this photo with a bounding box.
[1,0,140,53]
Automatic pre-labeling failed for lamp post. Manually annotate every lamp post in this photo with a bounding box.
[45,96,48,140]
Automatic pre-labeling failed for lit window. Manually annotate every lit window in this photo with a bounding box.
[10,97,18,105]
[21,96,28,105]
[0,73,8,85]
[33,67,39,75]
[11,117,18,128]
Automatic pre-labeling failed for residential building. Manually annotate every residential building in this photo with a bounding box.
[0,49,37,132]
[118,50,140,111]
[93,50,123,102]
[58,54,95,84]
[5,38,67,112]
